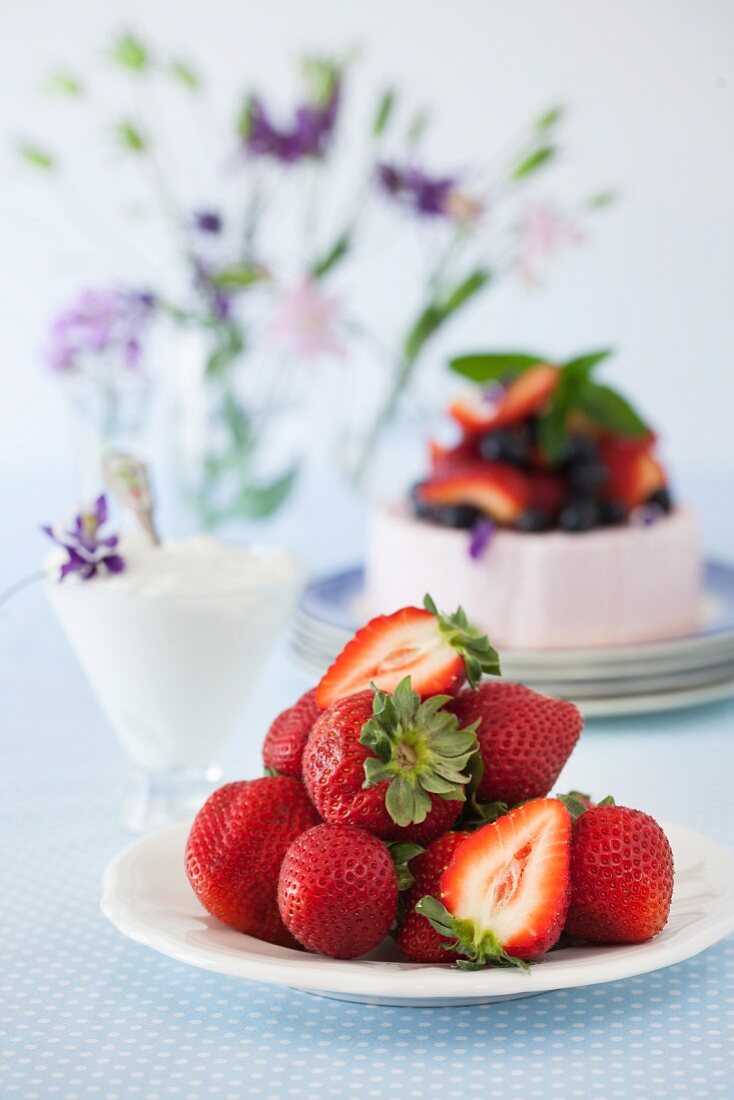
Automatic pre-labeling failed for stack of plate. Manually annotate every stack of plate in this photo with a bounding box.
[290,561,734,717]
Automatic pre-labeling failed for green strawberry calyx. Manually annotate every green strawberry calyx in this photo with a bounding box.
[360,676,480,827]
[415,895,530,972]
[556,791,616,822]
[423,594,501,687]
[386,840,425,890]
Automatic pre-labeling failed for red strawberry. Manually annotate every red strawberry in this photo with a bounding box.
[316,595,499,710]
[262,688,320,778]
[278,823,398,958]
[185,777,320,947]
[417,798,571,967]
[303,679,479,844]
[450,682,583,807]
[527,471,566,518]
[429,438,479,476]
[565,803,674,943]
[415,464,530,525]
[600,437,667,509]
[394,832,467,962]
[449,364,559,433]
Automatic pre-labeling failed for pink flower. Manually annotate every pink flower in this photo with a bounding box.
[269,277,346,360]
[516,204,585,285]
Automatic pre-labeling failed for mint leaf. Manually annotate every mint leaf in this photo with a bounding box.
[562,348,613,383]
[577,382,648,437]
[449,351,546,383]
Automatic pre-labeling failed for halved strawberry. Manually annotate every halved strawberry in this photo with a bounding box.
[449,365,560,434]
[315,596,500,709]
[416,464,529,524]
[416,798,571,968]
[601,441,667,509]
[428,438,480,476]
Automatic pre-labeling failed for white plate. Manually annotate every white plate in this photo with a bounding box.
[101,821,734,1007]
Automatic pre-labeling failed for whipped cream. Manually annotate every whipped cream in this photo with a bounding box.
[45,535,302,772]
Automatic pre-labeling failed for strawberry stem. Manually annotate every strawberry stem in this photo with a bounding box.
[360,677,480,827]
[415,895,531,972]
[423,594,501,687]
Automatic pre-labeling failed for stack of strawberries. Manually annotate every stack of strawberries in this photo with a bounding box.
[185,597,674,969]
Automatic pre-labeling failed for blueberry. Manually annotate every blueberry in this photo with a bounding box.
[562,435,598,465]
[515,508,552,533]
[599,499,628,526]
[478,428,530,466]
[648,487,672,513]
[567,460,608,496]
[409,486,480,529]
[558,498,600,532]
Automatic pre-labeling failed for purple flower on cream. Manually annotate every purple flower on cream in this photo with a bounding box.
[42,495,125,581]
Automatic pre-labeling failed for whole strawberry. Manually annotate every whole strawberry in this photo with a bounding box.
[394,832,467,963]
[185,777,320,947]
[262,689,320,778]
[565,803,674,944]
[450,681,582,807]
[302,678,479,845]
[278,823,398,958]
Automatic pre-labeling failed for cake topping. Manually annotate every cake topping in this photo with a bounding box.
[42,494,125,581]
[410,348,672,534]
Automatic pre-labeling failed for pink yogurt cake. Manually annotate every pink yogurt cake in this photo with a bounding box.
[367,501,701,649]
[365,352,702,650]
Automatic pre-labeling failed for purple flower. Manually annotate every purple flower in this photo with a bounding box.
[377,162,462,219]
[42,495,125,581]
[193,210,223,235]
[239,60,341,165]
[45,287,155,374]
[469,518,496,560]
[192,258,233,321]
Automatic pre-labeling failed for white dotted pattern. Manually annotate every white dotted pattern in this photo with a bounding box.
[2,588,734,1098]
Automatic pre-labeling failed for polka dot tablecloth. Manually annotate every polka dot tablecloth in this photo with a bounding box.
[3,466,734,1098]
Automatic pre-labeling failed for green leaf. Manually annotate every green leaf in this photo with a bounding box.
[210,265,268,290]
[170,59,200,90]
[385,775,416,827]
[536,105,564,131]
[536,402,568,463]
[372,88,396,137]
[110,32,150,72]
[16,143,55,171]
[562,348,613,383]
[115,120,147,153]
[598,795,616,807]
[205,326,244,378]
[448,351,546,384]
[428,595,502,685]
[220,391,251,450]
[577,382,648,437]
[310,230,351,279]
[440,269,492,317]
[588,190,618,210]
[406,108,429,146]
[46,72,83,96]
[512,144,556,181]
[386,841,424,891]
[402,270,490,365]
[231,466,298,520]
